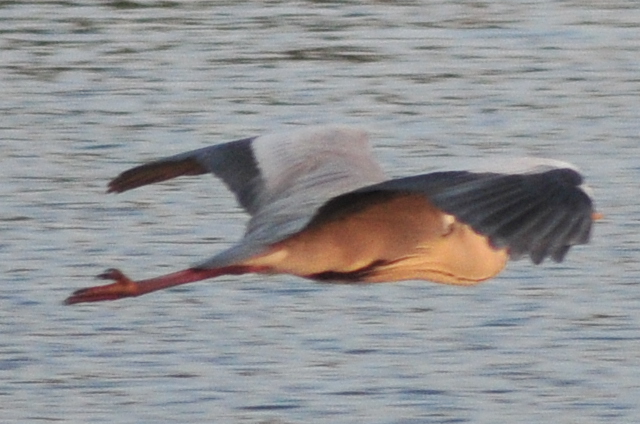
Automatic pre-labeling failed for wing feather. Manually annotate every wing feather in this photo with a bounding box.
[107,137,264,214]
[106,126,387,269]
[106,126,387,227]
[322,167,594,264]
[239,127,387,245]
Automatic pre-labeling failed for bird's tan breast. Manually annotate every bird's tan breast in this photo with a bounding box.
[242,193,508,284]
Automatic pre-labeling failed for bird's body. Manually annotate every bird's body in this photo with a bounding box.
[65,126,598,305]
[243,193,508,284]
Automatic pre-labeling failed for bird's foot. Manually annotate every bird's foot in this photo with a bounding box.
[65,268,139,305]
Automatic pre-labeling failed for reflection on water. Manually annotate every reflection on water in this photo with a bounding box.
[2,1,639,423]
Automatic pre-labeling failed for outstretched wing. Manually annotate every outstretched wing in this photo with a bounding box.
[108,136,264,214]
[316,163,595,264]
[108,126,387,255]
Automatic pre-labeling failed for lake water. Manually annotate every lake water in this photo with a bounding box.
[2,1,639,423]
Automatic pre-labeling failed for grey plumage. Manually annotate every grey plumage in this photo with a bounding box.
[107,125,595,269]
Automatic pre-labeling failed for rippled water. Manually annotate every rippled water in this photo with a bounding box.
[2,1,640,423]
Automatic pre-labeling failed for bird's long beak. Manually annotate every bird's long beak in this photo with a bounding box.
[592,212,604,221]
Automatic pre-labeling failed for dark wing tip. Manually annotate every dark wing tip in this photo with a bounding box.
[106,158,207,194]
[426,168,595,264]
[105,137,263,214]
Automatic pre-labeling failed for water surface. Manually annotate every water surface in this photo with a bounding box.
[1,1,639,423]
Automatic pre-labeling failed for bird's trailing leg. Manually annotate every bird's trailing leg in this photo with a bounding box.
[64,265,260,305]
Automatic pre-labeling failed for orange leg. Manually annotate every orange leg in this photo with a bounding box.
[64,265,259,305]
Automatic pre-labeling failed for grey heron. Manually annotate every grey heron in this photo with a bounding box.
[65,126,599,305]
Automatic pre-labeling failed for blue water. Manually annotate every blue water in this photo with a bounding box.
[1,1,639,423]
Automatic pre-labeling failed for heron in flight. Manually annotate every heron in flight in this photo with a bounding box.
[65,126,599,305]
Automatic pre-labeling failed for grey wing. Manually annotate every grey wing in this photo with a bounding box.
[199,126,388,268]
[108,126,386,221]
[240,126,387,245]
[320,167,595,264]
[107,126,388,268]
[107,136,264,214]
